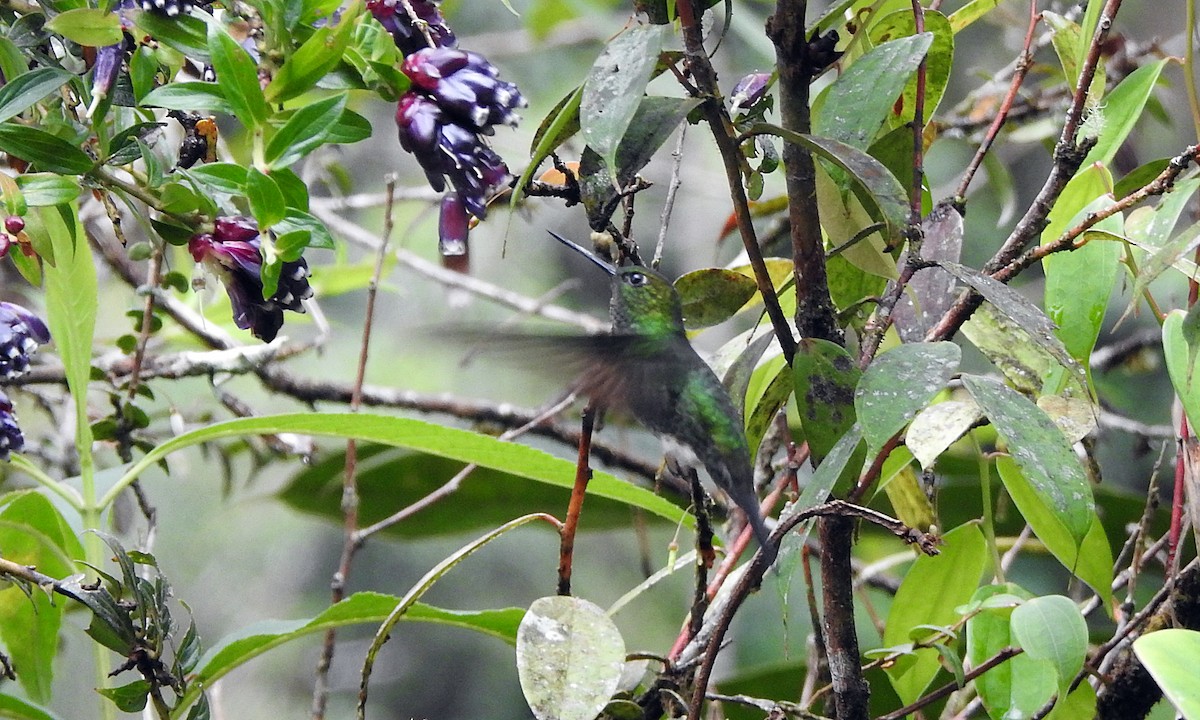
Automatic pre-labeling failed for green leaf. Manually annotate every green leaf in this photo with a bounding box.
[947,0,1004,32]
[815,32,933,149]
[192,592,521,686]
[517,596,626,720]
[967,583,1057,720]
[855,341,960,453]
[45,8,123,46]
[140,82,233,115]
[276,209,333,249]
[280,445,656,537]
[1010,595,1087,696]
[1163,309,1200,431]
[1133,629,1200,720]
[515,85,581,206]
[580,24,664,176]
[97,681,150,713]
[245,168,285,229]
[108,414,693,527]
[939,261,1084,386]
[0,125,93,174]
[0,492,81,703]
[134,10,211,61]
[0,68,73,125]
[1127,177,1200,296]
[184,162,248,194]
[869,10,954,122]
[327,107,372,145]
[963,375,1094,545]
[40,205,97,465]
[1084,59,1169,167]
[208,21,269,128]
[906,399,981,470]
[264,2,362,102]
[793,338,860,464]
[16,173,80,206]
[882,522,987,705]
[1041,165,1121,364]
[743,356,793,458]
[0,693,66,720]
[265,93,347,170]
[778,425,865,553]
[750,124,909,245]
[674,268,756,329]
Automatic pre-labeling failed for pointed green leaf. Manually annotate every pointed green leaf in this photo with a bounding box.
[793,338,860,464]
[855,341,961,453]
[882,522,987,705]
[0,694,66,720]
[963,376,1094,545]
[515,85,581,207]
[245,167,285,229]
[265,94,348,170]
[108,414,693,527]
[1163,309,1200,431]
[134,10,211,61]
[208,20,269,128]
[16,174,80,207]
[140,82,233,115]
[264,2,362,102]
[517,596,625,720]
[674,268,757,329]
[40,204,97,462]
[0,125,93,174]
[0,68,73,125]
[869,10,954,122]
[580,24,664,173]
[815,33,933,150]
[1133,629,1200,720]
[45,8,123,46]
[1084,59,1169,167]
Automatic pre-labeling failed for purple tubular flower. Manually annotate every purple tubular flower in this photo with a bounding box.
[729,72,771,112]
[395,94,510,218]
[0,301,50,379]
[0,390,23,459]
[189,217,313,343]
[367,0,455,55]
[402,48,525,130]
[438,193,469,257]
[86,44,125,118]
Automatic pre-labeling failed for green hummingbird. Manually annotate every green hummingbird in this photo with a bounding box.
[547,231,776,564]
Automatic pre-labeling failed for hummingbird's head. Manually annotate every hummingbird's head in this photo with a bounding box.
[546,230,685,337]
[609,266,685,336]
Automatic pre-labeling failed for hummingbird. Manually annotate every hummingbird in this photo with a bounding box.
[547,231,776,565]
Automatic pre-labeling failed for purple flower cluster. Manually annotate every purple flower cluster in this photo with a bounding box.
[395,47,525,258]
[367,0,455,55]
[0,301,50,459]
[189,217,313,343]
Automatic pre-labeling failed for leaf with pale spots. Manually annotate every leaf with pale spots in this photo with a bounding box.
[855,341,960,454]
[517,596,625,720]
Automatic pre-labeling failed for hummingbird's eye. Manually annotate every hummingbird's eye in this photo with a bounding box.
[626,272,648,287]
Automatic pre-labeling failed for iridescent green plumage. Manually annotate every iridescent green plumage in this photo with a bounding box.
[549,232,775,564]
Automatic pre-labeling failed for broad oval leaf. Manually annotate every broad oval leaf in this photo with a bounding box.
[793,338,860,464]
[245,167,285,229]
[964,375,1094,545]
[967,583,1057,720]
[580,24,664,173]
[906,398,981,470]
[517,596,625,720]
[882,522,987,705]
[674,268,756,329]
[855,341,960,453]
[1010,594,1087,694]
[16,174,80,207]
[1133,629,1200,720]
[869,10,954,122]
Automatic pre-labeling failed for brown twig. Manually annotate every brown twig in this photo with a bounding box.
[557,402,596,596]
[676,0,799,361]
[875,647,1023,720]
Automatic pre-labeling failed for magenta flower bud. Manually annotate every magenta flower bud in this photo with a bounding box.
[189,218,313,342]
[4,216,24,235]
[729,72,771,112]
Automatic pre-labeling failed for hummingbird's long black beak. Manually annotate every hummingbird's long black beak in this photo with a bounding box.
[547,230,616,276]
